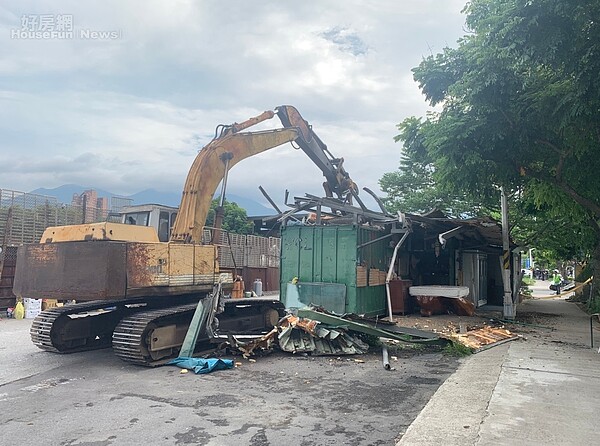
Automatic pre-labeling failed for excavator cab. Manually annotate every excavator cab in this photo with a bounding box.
[121,204,178,242]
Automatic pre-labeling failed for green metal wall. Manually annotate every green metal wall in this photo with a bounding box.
[280,225,388,316]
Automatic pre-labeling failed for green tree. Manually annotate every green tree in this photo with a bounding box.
[386,0,600,302]
[206,199,253,234]
[380,117,499,217]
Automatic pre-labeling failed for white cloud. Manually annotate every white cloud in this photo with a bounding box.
[0,0,467,209]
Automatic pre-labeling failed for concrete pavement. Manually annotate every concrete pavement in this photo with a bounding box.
[0,315,459,446]
[398,281,600,445]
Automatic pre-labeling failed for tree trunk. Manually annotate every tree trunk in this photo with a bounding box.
[590,239,600,312]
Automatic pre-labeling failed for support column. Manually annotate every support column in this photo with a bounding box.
[501,186,515,319]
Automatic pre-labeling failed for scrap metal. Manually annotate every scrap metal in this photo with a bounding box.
[382,345,391,370]
[228,327,279,358]
[278,314,369,355]
[178,282,223,358]
[335,308,440,339]
[229,313,370,357]
[297,307,445,345]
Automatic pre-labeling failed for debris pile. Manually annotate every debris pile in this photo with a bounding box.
[278,315,370,355]
[229,313,370,358]
[227,306,444,360]
[448,326,519,352]
[395,310,524,354]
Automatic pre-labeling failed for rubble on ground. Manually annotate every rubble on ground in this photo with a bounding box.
[227,306,444,359]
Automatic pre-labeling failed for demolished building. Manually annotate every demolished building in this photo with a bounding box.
[274,195,520,318]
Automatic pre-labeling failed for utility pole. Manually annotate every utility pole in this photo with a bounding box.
[500,186,515,319]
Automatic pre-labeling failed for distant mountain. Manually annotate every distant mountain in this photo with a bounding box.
[226,194,274,216]
[31,184,114,203]
[129,189,273,215]
[29,185,273,216]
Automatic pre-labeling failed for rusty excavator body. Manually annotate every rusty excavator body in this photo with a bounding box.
[13,106,358,366]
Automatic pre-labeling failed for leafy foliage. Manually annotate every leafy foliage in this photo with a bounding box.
[380,117,498,216]
[383,0,600,306]
[443,341,472,357]
[206,199,253,234]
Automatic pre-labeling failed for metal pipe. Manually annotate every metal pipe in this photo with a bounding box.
[382,345,391,370]
[258,185,282,214]
[231,110,275,133]
[591,314,599,349]
[385,230,411,322]
[362,187,392,216]
[437,226,466,248]
[218,153,233,207]
[212,153,234,245]
[357,232,393,249]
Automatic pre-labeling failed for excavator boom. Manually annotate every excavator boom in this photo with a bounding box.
[171,106,357,244]
[276,105,357,200]
[170,127,299,243]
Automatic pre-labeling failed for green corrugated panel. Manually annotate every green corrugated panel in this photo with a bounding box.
[280,225,387,316]
[296,282,346,314]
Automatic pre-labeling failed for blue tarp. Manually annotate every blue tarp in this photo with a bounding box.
[167,357,234,374]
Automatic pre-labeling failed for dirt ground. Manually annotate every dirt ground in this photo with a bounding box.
[394,307,503,337]
[394,291,570,333]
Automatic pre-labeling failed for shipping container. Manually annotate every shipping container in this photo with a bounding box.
[280,225,389,316]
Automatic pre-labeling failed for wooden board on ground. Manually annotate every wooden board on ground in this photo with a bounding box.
[450,326,519,352]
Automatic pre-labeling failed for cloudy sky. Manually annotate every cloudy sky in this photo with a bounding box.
[0,0,467,210]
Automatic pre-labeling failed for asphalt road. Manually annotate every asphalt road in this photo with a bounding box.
[0,318,458,446]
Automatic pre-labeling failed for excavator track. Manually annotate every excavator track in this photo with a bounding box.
[30,295,286,367]
[112,303,201,367]
[31,301,110,353]
[29,296,199,354]
[112,298,286,367]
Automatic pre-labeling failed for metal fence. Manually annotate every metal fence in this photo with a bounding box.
[203,229,281,269]
[0,189,114,245]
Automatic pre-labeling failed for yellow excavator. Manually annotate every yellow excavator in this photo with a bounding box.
[14,105,358,366]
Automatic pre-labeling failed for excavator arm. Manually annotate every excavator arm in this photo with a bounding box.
[170,106,357,244]
[170,127,299,243]
[276,105,357,200]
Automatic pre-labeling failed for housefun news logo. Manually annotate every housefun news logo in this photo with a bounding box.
[11,14,121,40]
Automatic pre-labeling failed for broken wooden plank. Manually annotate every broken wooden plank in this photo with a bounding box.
[449,326,519,353]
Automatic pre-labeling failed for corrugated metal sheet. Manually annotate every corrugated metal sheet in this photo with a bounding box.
[230,314,370,358]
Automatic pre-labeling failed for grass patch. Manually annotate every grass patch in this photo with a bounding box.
[443,341,472,357]
[522,277,535,286]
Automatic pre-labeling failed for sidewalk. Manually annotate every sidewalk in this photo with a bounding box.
[398,283,599,445]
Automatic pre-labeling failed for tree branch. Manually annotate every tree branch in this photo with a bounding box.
[534,139,575,182]
[535,139,562,155]
[588,214,600,234]
[526,169,600,217]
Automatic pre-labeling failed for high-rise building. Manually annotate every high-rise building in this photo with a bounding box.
[71,189,108,223]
